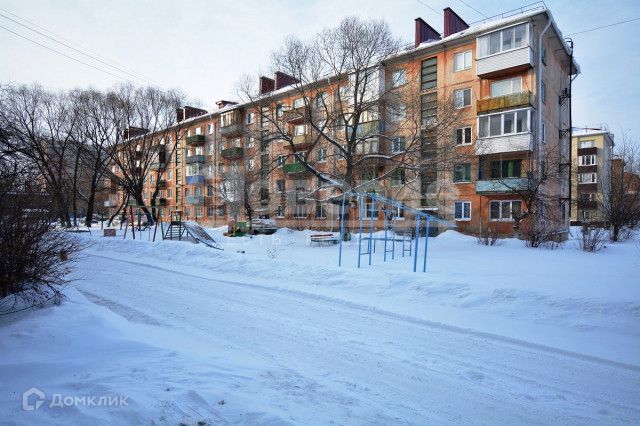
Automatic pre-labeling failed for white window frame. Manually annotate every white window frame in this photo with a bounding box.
[454,201,471,221]
[392,137,406,153]
[579,154,596,166]
[455,127,472,145]
[454,50,472,72]
[578,140,595,149]
[477,23,530,59]
[294,204,306,219]
[293,98,305,109]
[578,172,597,184]
[246,112,254,124]
[207,124,214,134]
[489,200,522,221]
[454,88,472,109]
[391,69,407,87]
[317,148,327,162]
[478,108,531,138]
[490,77,522,97]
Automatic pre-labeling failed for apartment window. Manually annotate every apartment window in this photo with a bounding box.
[315,202,327,219]
[207,124,214,134]
[454,50,472,72]
[363,201,379,219]
[454,163,471,182]
[187,129,191,137]
[490,200,522,221]
[167,170,172,181]
[454,201,471,221]
[276,205,285,218]
[248,159,255,171]
[294,204,306,219]
[579,154,596,166]
[578,172,597,184]
[167,188,172,198]
[579,140,595,149]
[454,88,471,109]
[195,127,202,135]
[218,205,226,216]
[315,92,327,108]
[294,124,307,136]
[392,137,406,153]
[207,144,214,155]
[478,23,529,58]
[581,193,597,202]
[207,206,215,216]
[361,169,377,182]
[541,80,547,104]
[276,179,285,192]
[421,57,437,90]
[221,111,236,127]
[390,103,406,122]
[246,112,254,124]
[478,109,530,138]
[207,185,215,196]
[391,206,404,218]
[207,165,214,176]
[293,98,305,109]
[490,77,522,97]
[392,69,407,87]
[456,127,472,145]
[277,154,285,166]
[490,160,522,179]
[390,169,406,187]
[276,103,284,118]
[541,42,547,65]
[421,92,437,127]
[317,148,327,162]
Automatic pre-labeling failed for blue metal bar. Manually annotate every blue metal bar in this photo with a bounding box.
[423,217,430,273]
[383,210,388,262]
[357,195,363,268]
[413,216,420,273]
[392,215,396,260]
[338,192,346,267]
[368,197,374,266]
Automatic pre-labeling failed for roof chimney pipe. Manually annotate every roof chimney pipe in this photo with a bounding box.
[443,7,469,37]
[259,76,275,94]
[415,17,441,47]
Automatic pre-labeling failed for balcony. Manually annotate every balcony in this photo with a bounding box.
[577,200,598,209]
[104,200,116,207]
[220,123,243,138]
[355,120,385,139]
[476,133,532,155]
[150,162,166,170]
[185,174,205,185]
[282,106,307,123]
[186,134,205,146]
[186,195,205,205]
[476,178,529,194]
[221,147,244,160]
[185,154,206,164]
[157,179,167,189]
[476,46,533,78]
[158,198,167,206]
[282,162,308,175]
[477,91,534,114]
[578,147,598,156]
[578,165,597,173]
[290,134,314,149]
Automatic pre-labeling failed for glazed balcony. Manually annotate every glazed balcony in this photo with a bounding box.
[355,120,385,139]
[220,123,244,138]
[185,174,205,185]
[475,177,529,194]
[186,134,205,146]
[477,91,534,114]
[150,162,166,171]
[185,154,206,164]
[185,195,205,205]
[221,147,244,160]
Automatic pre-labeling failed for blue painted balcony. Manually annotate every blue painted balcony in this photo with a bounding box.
[185,175,205,185]
[475,177,529,194]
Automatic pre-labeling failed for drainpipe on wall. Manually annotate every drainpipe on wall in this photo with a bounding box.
[536,16,552,219]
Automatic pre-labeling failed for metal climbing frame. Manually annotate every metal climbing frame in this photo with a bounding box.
[338,192,439,273]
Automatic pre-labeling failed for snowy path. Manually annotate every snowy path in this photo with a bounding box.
[74,252,640,424]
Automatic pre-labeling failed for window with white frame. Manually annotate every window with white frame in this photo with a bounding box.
[456,127,472,145]
[315,202,327,219]
[391,205,404,219]
[454,201,471,221]
[363,201,378,219]
[293,98,305,109]
[195,127,202,135]
[477,23,529,58]
[453,163,471,182]
[246,112,254,124]
[392,69,407,87]
[392,137,406,153]
[317,148,327,162]
[454,88,472,109]
[167,170,172,181]
[478,108,530,138]
[294,124,307,136]
[578,172,597,184]
[207,165,213,176]
[490,77,522,97]
[276,205,285,218]
[490,200,522,221]
[248,159,254,171]
[390,103,406,122]
[315,92,327,108]
[276,179,285,192]
[578,140,595,149]
[454,50,472,72]
[294,204,306,219]
[579,154,596,166]
[277,155,285,166]
[390,169,406,187]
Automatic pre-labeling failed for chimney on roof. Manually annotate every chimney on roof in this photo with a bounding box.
[176,106,208,122]
[122,126,148,140]
[259,76,275,94]
[215,100,237,110]
[274,71,299,90]
[443,7,469,37]
[415,17,441,47]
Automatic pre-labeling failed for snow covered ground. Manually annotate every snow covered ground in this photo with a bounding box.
[1,227,639,424]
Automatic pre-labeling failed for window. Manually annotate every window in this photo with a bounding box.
[541,80,547,104]
[579,155,596,166]
[490,200,522,221]
[490,77,522,97]
[454,163,471,182]
[167,188,173,198]
[207,165,214,176]
[276,205,285,218]
[490,160,522,179]
[478,24,529,58]
[294,124,307,136]
[363,201,379,219]
[390,103,406,122]
[390,169,406,187]
[392,137,406,153]
[246,112,254,124]
[277,155,285,166]
[541,42,547,65]
[478,109,530,138]
[391,206,404,219]
[456,127,472,145]
[218,205,226,216]
[315,202,327,219]
[276,179,285,192]
[207,206,215,216]
[167,170,172,181]
[276,104,284,117]
[392,69,407,87]
[454,88,471,109]
[294,204,306,219]
[293,98,305,109]
[207,143,214,155]
[248,159,254,171]
[581,193,597,202]
[361,169,377,182]
[207,185,215,196]
[578,172,597,184]
[421,92,437,127]
[317,148,327,162]
[454,50,472,71]
[195,127,202,135]
[454,201,471,221]
[207,124,214,134]
[421,57,437,90]
[578,140,595,149]
[315,92,327,108]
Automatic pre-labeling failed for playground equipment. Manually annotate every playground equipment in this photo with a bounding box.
[163,211,222,250]
[337,192,448,273]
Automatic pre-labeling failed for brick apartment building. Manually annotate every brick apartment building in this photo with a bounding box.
[106,4,578,237]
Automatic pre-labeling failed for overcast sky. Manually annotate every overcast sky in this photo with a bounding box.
[1,0,639,143]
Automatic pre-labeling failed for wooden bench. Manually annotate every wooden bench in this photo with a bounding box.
[310,233,340,246]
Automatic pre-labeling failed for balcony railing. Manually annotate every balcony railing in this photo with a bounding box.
[221,147,244,160]
[291,134,314,148]
[475,177,529,194]
[220,123,243,137]
[150,162,166,170]
[185,174,205,185]
[104,200,116,207]
[185,154,206,164]
[282,106,307,123]
[186,134,205,146]
[185,195,205,204]
[476,133,532,155]
[476,46,533,77]
[355,120,385,138]
[282,163,307,174]
[477,91,534,114]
